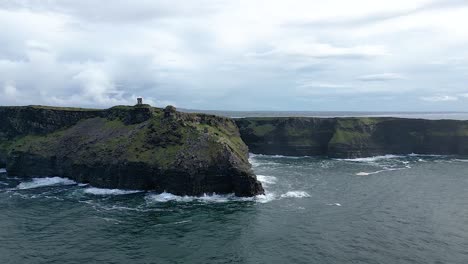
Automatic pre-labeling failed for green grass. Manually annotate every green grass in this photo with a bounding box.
[3,106,252,170]
[28,105,102,111]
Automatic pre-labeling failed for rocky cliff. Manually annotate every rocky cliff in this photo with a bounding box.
[236,117,468,158]
[0,105,264,196]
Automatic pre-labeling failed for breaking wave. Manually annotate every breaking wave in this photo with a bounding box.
[145,191,278,204]
[17,177,76,190]
[0,168,6,173]
[280,191,311,198]
[356,170,386,176]
[339,153,449,163]
[257,175,277,185]
[83,187,143,196]
[355,167,406,176]
[145,192,256,203]
[337,155,404,162]
[250,153,308,159]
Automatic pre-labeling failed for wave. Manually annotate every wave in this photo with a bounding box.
[337,155,404,162]
[17,177,76,190]
[145,191,279,204]
[335,154,452,163]
[0,168,6,173]
[146,192,253,203]
[255,193,277,203]
[249,156,281,168]
[280,191,311,198]
[250,153,309,159]
[257,175,277,185]
[83,187,143,196]
[146,192,199,202]
[249,158,260,168]
[356,167,407,176]
[355,170,386,176]
[408,153,445,157]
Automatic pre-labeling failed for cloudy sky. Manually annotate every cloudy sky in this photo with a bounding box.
[1,0,468,111]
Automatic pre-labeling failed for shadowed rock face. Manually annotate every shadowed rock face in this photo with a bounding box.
[0,105,264,197]
[236,117,468,158]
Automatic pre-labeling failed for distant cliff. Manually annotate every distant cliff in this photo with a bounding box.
[0,105,264,197]
[236,117,468,158]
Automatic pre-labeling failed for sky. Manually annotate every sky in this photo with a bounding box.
[1,0,468,111]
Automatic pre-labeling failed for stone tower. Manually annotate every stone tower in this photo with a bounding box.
[137,97,143,105]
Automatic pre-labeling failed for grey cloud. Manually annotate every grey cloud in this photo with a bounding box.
[0,1,468,111]
[0,0,219,23]
[357,73,405,82]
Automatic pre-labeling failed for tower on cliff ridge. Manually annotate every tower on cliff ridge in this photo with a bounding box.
[137,97,143,105]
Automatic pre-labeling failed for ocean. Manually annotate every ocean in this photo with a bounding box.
[1,154,467,264]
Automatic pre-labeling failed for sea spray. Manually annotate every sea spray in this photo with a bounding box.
[83,187,143,196]
[17,177,76,190]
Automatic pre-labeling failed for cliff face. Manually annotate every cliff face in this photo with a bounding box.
[0,105,264,196]
[236,117,468,158]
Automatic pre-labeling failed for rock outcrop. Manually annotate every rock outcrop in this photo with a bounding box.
[236,117,468,158]
[0,105,264,196]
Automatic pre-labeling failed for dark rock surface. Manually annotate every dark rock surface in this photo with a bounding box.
[0,105,264,196]
[236,117,468,158]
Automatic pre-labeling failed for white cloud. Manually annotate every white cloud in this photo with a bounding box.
[0,0,467,110]
[420,95,458,102]
[357,73,405,81]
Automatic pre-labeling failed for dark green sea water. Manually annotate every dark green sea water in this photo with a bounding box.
[1,154,468,264]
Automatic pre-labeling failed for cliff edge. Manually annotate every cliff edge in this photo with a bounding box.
[0,105,264,197]
[236,117,468,158]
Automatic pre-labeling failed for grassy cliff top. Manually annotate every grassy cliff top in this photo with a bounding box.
[1,104,250,169]
[0,104,155,111]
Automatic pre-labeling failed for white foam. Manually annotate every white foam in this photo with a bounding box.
[257,175,277,185]
[0,168,6,173]
[249,158,260,168]
[147,192,196,202]
[146,191,277,203]
[146,192,249,203]
[327,203,342,206]
[280,191,311,198]
[408,153,444,157]
[198,193,238,203]
[270,155,305,159]
[83,187,143,196]
[355,167,406,176]
[338,154,403,162]
[249,153,307,159]
[254,192,277,203]
[249,153,260,159]
[17,177,76,190]
[356,170,386,176]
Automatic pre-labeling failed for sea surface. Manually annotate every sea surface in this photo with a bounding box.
[1,154,468,264]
